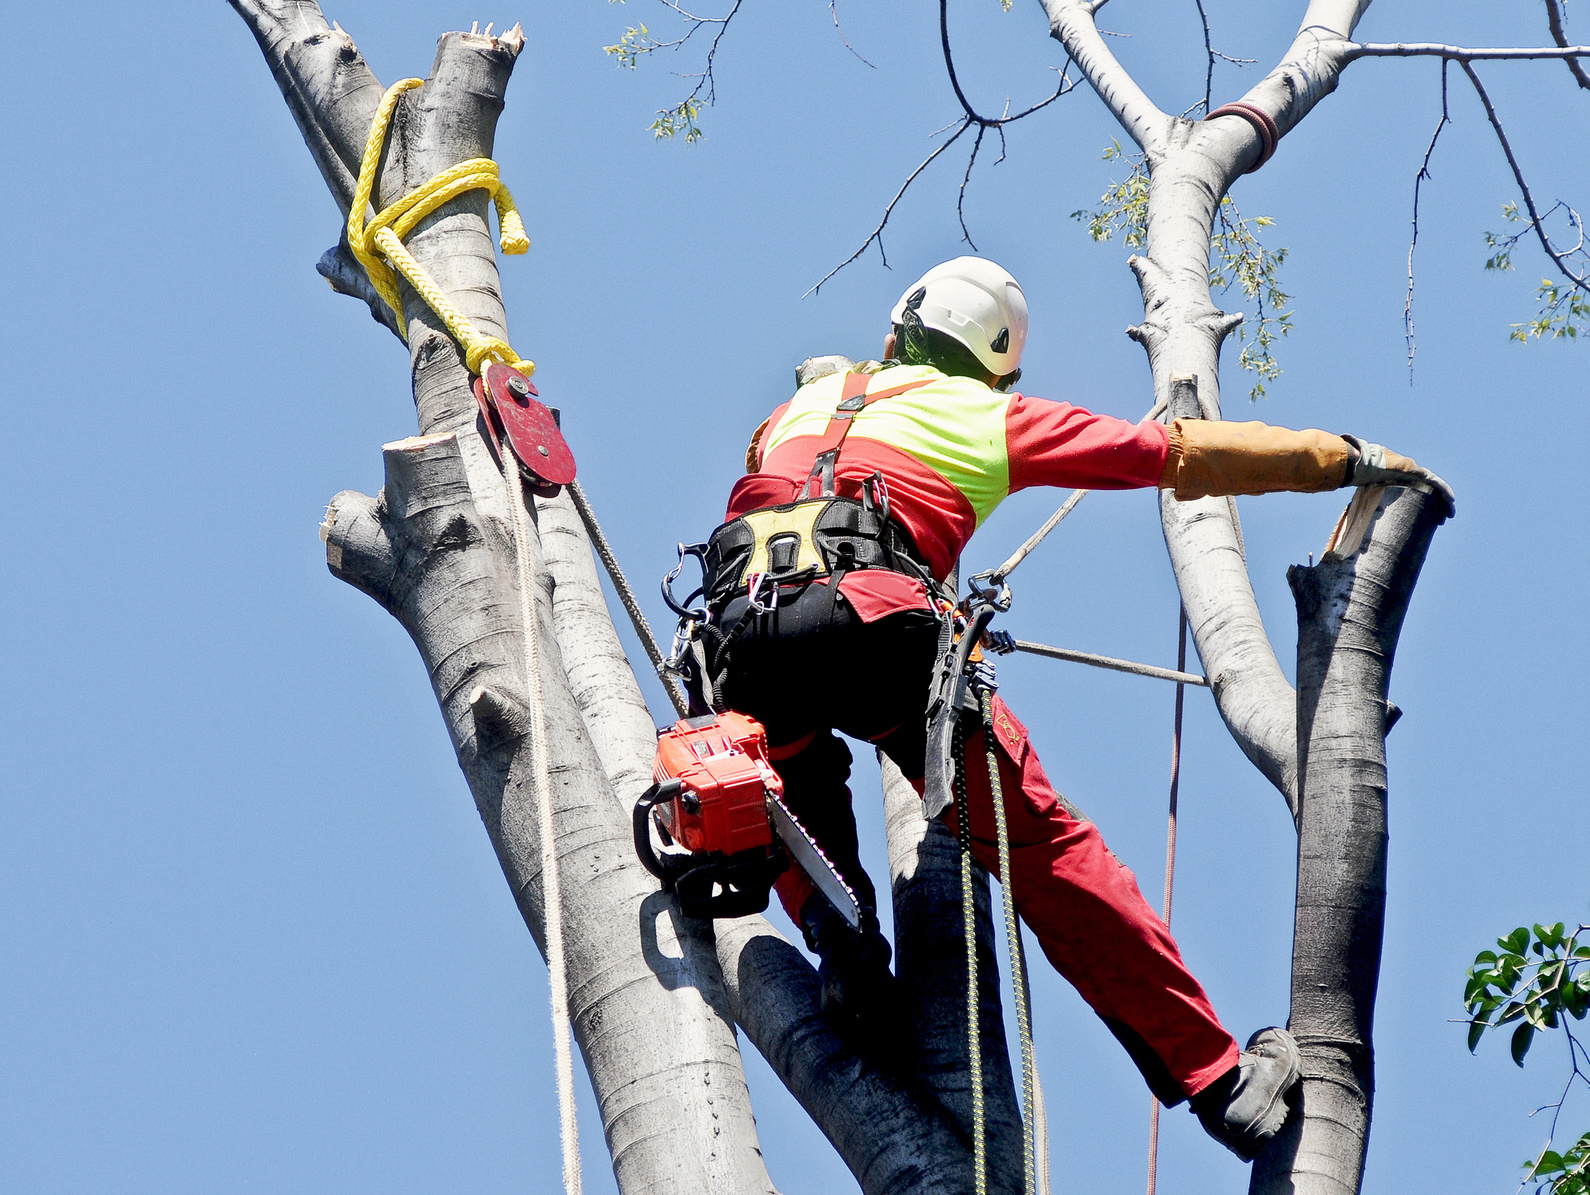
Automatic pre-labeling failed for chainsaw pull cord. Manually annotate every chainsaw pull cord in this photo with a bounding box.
[352,79,579,1195]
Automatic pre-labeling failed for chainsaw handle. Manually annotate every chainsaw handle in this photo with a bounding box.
[633,780,683,884]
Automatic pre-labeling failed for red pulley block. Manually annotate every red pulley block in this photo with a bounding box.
[472,362,577,498]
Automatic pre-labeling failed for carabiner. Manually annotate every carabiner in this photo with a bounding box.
[662,542,710,621]
[967,569,1013,613]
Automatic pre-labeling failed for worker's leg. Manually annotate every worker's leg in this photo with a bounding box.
[881,695,1239,1104]
[765,730,875,922]
[720,584,937,926]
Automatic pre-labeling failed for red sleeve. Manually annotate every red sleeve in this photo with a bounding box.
[753,402,792,471]
[1004,392,1170,493]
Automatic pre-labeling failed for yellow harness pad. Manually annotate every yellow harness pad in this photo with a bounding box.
[737,500,830,584]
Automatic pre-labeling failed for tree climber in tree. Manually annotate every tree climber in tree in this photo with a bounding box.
[683,256,1452,1161]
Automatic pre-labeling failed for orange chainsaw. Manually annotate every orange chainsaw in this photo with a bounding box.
[633,711,862,926]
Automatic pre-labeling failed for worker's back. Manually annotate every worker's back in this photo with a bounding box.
[729,362,1169,580]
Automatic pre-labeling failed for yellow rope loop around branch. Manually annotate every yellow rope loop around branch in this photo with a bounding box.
[348,77,534,377]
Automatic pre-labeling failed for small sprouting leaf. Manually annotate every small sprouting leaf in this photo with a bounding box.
[1468,1017,1487,1053]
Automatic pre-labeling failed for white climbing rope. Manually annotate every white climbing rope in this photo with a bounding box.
[503,459,582,1195]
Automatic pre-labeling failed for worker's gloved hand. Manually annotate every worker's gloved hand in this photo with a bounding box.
[801,897,896,1026]
[1342,435,1456,516]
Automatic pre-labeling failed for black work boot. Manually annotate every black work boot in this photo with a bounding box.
[1189,1027,1302,1161]
[799,897,896,1025]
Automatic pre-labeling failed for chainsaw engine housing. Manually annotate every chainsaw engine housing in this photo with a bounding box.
[633,712,786,918]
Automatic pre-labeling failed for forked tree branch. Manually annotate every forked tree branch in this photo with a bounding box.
[1039,0,1171,154]
[1545,0,1590,89]
[807,0,1075,293]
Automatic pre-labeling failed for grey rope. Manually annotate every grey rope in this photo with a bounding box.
[981,688,1038,1195]
[503,460,582,1194]
[566,479,689,717]
[1012,640,1208,687]
[951,713,987,1195]
[984,397,1169,586]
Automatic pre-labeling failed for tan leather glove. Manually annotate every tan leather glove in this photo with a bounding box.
[1158,420,1353,498]
[1342,436,1456,515]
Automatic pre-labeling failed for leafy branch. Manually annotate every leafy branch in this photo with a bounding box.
[1465,922,1590,1195]
[1071,146,1291,399]
[1484,202,1590,341]
[1461,58,1590,342]
[604,0,745,143]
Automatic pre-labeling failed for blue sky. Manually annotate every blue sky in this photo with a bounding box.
[2,1,1587,1191]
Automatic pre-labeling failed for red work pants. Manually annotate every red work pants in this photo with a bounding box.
[720,587,1239,1102]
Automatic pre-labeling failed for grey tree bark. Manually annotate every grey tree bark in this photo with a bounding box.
[235,3,1028,1191]
[1039,1,1450,1191]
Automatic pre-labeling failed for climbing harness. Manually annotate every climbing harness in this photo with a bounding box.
[350,78,581,1194]
[663,371,945,716]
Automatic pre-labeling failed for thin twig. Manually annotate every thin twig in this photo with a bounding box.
[1545,0,1590,88]
[1196,0,1214,115]
[829,0,876,68]
[1460,60,1589,294]
[809,0,1075,291]
[959,124,989,247]
[1347,42,1590,61]
[1404,62,1450,381]
[804,123,973,296]
[691,0,744,109]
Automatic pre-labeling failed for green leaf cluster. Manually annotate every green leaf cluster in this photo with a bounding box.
[1483,201,1524,273]
[1071,146,1292,401]
[1466,923,1590,1195]
[1526,1132,1590,1195]
[1466,923,1590,1065]
[1483,203,1590,342]
[604,24,656,71]
[1211,197,1292,401]
[649,97,703,144]
[1511,281,1590,343]
[1070,141,1149,249]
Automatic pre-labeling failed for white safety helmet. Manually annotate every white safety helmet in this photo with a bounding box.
[889,256,1029,378]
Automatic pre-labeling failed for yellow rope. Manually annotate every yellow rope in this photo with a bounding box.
[348,78,534,377]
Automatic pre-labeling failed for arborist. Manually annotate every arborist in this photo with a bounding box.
[673,256,1452,1161]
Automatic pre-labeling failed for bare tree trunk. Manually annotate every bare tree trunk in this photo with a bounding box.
[236,4,1028,1190]
[1041,2,1451,1189]
[233,6,777,1189]
[1250,489,1443,1195]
